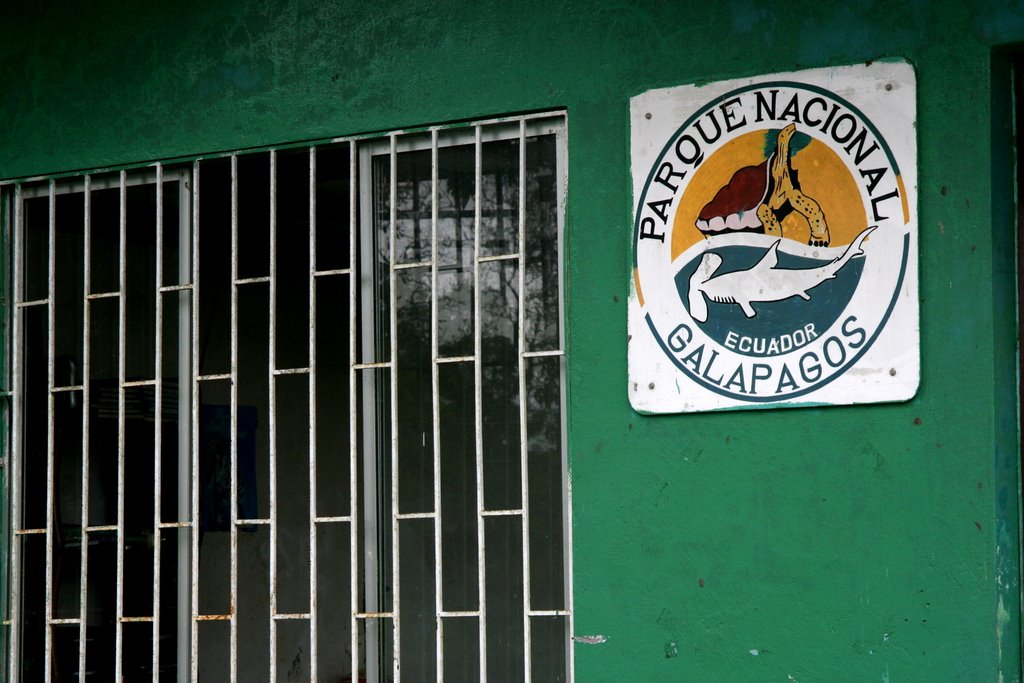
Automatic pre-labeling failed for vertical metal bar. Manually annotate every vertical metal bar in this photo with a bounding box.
[229,155,239,683]
[153,164,164,683]
[472,125,487,682]
[348,141,361,683]
[268,149,279,683]
[308,146,319,683]
[429,129,443,682]
[7,184,22,683]
[190,161,201,683]
[0,189,10,676]
[388,134,400,682]
[555,120,574,682]
[517,120,533,681]
[115,169,128,683]
[358,145,379,683]
[43,180,56,683]
[78,176,91,683]
[0,191,7,668]
[177,174,192,683]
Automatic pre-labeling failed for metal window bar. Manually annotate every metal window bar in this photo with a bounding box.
[429,126,443,681]
[7,183,21,683]
[558,118,576,680]
[190,159,201,683]
[78,174,91,683]
[388,133,401,683]
[517,119,532,681]
[4,112,570,683]
[308,145,319,683]
[152,163,164,683]
[348,139,361,683]
[229,154,239,683]
[115,170,127,683]
[0,179,12,668]
[268,149,279,683]
[472,125,488,683]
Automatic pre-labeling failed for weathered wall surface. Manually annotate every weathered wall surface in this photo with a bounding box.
[1,0,1022,680]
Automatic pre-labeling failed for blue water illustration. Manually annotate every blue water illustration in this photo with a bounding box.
[674,245,864,357]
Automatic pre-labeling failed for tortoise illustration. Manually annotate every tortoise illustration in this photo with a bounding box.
[695,124,830,247]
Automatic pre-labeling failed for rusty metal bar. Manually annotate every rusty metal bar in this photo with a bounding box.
[233,276,269,286]
[312,268,350,277]
[159,283,193,293]
[15,298,50,308]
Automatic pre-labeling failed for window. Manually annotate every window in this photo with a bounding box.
[1,113,571,681]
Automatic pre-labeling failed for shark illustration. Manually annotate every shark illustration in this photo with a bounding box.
[687,226,876,323]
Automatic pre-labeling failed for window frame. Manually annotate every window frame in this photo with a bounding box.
[0,111,573,682]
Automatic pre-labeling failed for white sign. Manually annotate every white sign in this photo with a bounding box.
[629,62,918,413]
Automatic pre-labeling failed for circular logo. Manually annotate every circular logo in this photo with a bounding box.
[633,80,911,403]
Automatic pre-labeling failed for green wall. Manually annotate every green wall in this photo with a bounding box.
[2,0,1023,679]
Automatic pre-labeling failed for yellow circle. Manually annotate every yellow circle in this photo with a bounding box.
[670,130,868,261]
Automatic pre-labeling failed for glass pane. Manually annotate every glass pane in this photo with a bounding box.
[276,620,310,683]
[399,518,436,679]
[531,615,568,682]
[237,524,271,683]
[316,522,353,683]
[480,259,521,512]
[274,148,311,371]
[524,134,561,352]
[485,515,524,680]
[124,183,158,380]
[274,374,311,616]
[439,362,478,612]
[437,141,475,359]
[238,153,271,280]
[197,157,231,376]
[54,192,85,374]
[441,616,479,682]
[527,355,565,610]
[23,192,49,302]
[394,137,432,265]
[315,274,351,518]
[480,137,520,258]
[396,267,433,514]
[315,143,353,272]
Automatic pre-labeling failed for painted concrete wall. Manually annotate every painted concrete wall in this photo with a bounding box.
[1,0,1022,680]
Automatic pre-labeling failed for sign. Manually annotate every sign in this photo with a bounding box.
[629,62,918,413]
